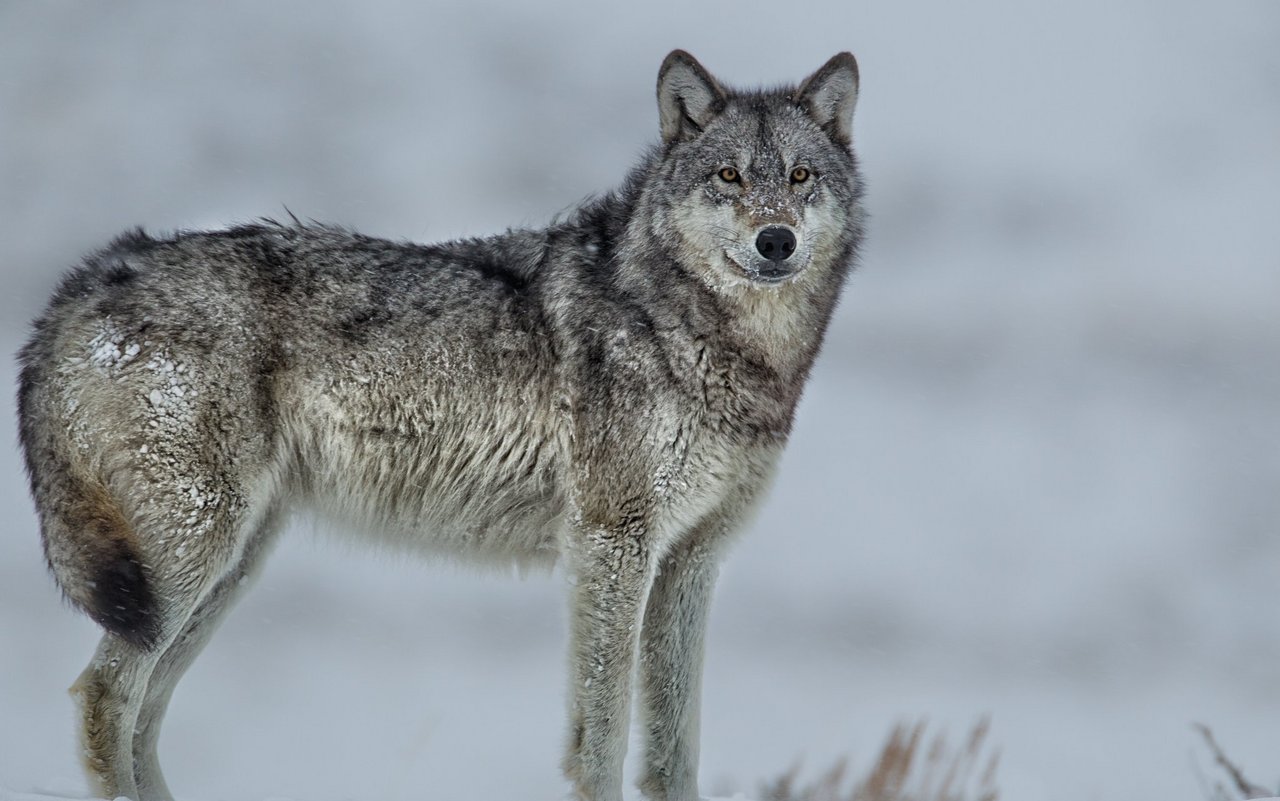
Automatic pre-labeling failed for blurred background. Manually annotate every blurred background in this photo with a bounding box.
[1,2,1277,799]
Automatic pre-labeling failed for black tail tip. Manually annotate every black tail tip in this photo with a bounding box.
[86,546,162,650]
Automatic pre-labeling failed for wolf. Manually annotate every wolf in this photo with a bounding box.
[17,50,863,801]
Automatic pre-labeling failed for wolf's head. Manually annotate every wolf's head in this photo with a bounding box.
[636,50,863,294]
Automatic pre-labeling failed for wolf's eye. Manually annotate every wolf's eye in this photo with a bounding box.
[790,166,811,184]
[717,167,740,183]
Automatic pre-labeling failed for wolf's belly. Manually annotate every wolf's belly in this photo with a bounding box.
[289,390,569,566]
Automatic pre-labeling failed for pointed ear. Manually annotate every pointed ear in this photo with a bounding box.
[657,50,727,144]
[796,52,860,145]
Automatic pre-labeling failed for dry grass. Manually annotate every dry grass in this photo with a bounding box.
[758,719,999,801]
[1195,723,1278,800]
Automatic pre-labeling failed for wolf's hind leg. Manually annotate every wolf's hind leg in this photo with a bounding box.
[131,505,283,801]
[70,633,162,801]
[68,477,267,801]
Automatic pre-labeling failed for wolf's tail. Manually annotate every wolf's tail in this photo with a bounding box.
[41,467,161,650]
[18,369,160,651]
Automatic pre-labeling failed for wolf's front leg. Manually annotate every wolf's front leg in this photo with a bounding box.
[636,537,720,801]
[562,522,655,801]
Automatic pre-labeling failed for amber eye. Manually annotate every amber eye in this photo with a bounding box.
[717,166,740,183]
[790,166,811,184]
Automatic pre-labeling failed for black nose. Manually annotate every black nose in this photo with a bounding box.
[755,227,796,261]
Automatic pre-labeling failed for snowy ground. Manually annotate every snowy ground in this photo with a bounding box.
[2,2,1279,801]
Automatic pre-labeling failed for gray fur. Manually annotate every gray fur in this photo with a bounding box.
[17,50,864,801]
[657,49,727,143]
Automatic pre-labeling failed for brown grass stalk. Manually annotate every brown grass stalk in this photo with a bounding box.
[759,719,999,801]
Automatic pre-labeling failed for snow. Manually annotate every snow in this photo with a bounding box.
[0,785,774,801]
[0,792,774,801]
[0,788,773,793]
[2,1,1279,801]
[5,789,1273,801]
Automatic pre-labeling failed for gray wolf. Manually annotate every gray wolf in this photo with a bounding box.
[17,49,863,801]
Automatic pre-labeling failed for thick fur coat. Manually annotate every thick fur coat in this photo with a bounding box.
[18,50,864,801]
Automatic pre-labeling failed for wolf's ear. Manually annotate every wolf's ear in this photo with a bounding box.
[657,50,727,144]
[796,52,859,145]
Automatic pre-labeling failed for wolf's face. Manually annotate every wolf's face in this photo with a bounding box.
[646,52,862,292]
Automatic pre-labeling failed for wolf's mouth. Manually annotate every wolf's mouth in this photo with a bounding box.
[751,269,797,285]
[723,250,802,286]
